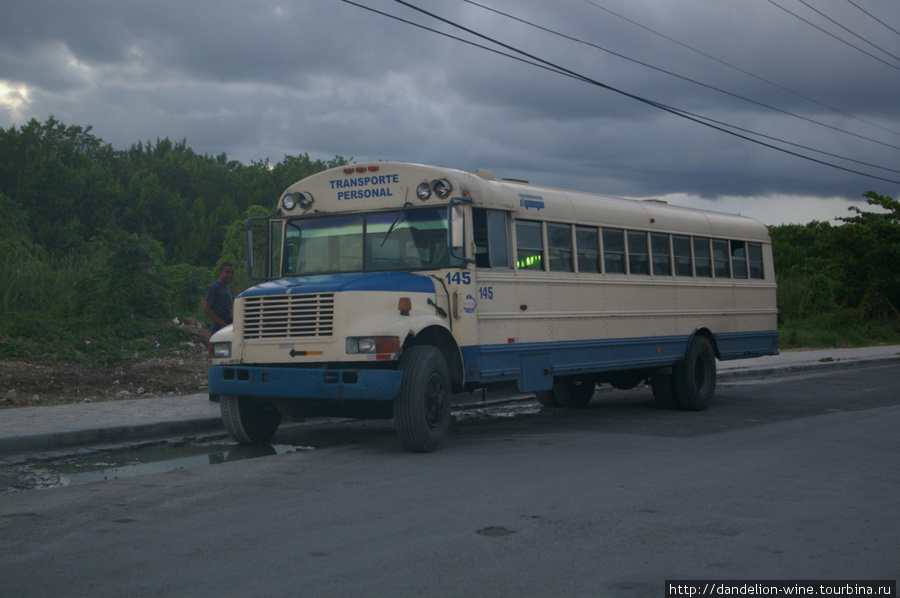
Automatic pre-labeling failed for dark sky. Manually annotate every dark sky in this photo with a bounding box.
[2,0,899,223]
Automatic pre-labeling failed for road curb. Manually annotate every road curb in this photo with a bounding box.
[718,355,900,381]
[2,356,899,458]
[0,417,225,458]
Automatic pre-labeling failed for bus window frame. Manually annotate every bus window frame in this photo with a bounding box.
[602,227,626,274]
[627,230,650,275]
[515,219,544,271]
[575,225,601,274]
[547,223,574,272]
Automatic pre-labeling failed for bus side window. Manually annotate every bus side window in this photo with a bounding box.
[673,235,692,276]
[473,209,490,268]
[576,226,600,273]
[712,239,731,278]
[516,220,543,270]
[474,208,512,268]
[748,242,764,279]
[693,237,712,277]
[548,223,573,272]
[487,211,510,268]
[651,233,671,276]
[627,230,650,275]
[603,228,626,274]
[731,240,748,279]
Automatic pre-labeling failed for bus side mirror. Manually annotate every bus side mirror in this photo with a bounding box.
[451,204,465,251]
[448,199,474,265]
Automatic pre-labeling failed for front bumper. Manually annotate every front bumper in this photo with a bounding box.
[208,365,403,401]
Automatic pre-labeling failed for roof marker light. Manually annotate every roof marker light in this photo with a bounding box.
[298,192,314,210]
[432,178,452,199]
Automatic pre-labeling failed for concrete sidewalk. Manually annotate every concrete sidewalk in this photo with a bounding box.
[1,345,898,458]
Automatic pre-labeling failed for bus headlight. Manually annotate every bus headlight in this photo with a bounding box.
[210,342,232,359]
[416,182,432,201]
[346,336,400,354]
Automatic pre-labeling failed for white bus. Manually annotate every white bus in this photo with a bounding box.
[208,162,778,452]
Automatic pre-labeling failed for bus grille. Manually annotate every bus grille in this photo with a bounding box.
[242,293,335,339]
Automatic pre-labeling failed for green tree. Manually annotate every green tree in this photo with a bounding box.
[85,229,171,327]
[834,191,900,319]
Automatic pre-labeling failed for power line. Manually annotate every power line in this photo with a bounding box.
[354,0,900,184]
[337,1,596,84]
[843,0,900,38]
[461,0,900,155]
[793,0,900,64]
[765,0,900,72]
[578,0,900,138]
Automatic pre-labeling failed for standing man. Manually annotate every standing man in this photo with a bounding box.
[205,262,235,336]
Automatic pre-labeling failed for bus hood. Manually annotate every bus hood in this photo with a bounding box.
[237,272,437,298]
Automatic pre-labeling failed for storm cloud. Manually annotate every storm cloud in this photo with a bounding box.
[2,0,899,223]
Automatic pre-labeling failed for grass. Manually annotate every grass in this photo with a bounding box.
[0,317,208,367]
[778,310,900,350]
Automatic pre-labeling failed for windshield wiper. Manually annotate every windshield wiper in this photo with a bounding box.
[381,202,412,247]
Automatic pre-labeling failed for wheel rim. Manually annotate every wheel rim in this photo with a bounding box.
[424,371,446,429]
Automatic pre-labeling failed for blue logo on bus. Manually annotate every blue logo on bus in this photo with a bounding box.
[463,294,477,314]
[519,194,545,210]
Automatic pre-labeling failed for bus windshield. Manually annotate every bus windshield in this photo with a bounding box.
[282,207,463,276]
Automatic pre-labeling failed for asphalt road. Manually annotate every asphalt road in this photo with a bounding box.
[1,365,898,598]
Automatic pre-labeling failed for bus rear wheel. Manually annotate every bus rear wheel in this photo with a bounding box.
[395,345,452,453]
[221,395,282,444]
[672,336,717,411]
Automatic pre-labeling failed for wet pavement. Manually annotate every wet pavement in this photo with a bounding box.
[1,345,898,460]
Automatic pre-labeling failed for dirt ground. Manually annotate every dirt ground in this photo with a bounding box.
[0,322,210,409]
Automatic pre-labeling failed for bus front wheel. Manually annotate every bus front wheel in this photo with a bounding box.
[672,336,716,411]
[221,395,282,444]
[395,345,452,453]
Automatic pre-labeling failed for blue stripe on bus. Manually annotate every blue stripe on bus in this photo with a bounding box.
[460,330,779,392]
[209,365,402,401]
[237,271,436,298]
[209,330,778,400]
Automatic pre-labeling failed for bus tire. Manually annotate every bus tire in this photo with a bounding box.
[221,395,282,445]
[395,345,452,453]
[650,369,679,409]
[673,336,716,411]
[543,378,596,409]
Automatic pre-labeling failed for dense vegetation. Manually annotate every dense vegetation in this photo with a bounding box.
[772,191,900,348]
[1,117,898,365]
[0,117,347,364]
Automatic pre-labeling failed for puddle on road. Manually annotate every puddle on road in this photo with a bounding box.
[1,398,551,494]
[1,440,312,493]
